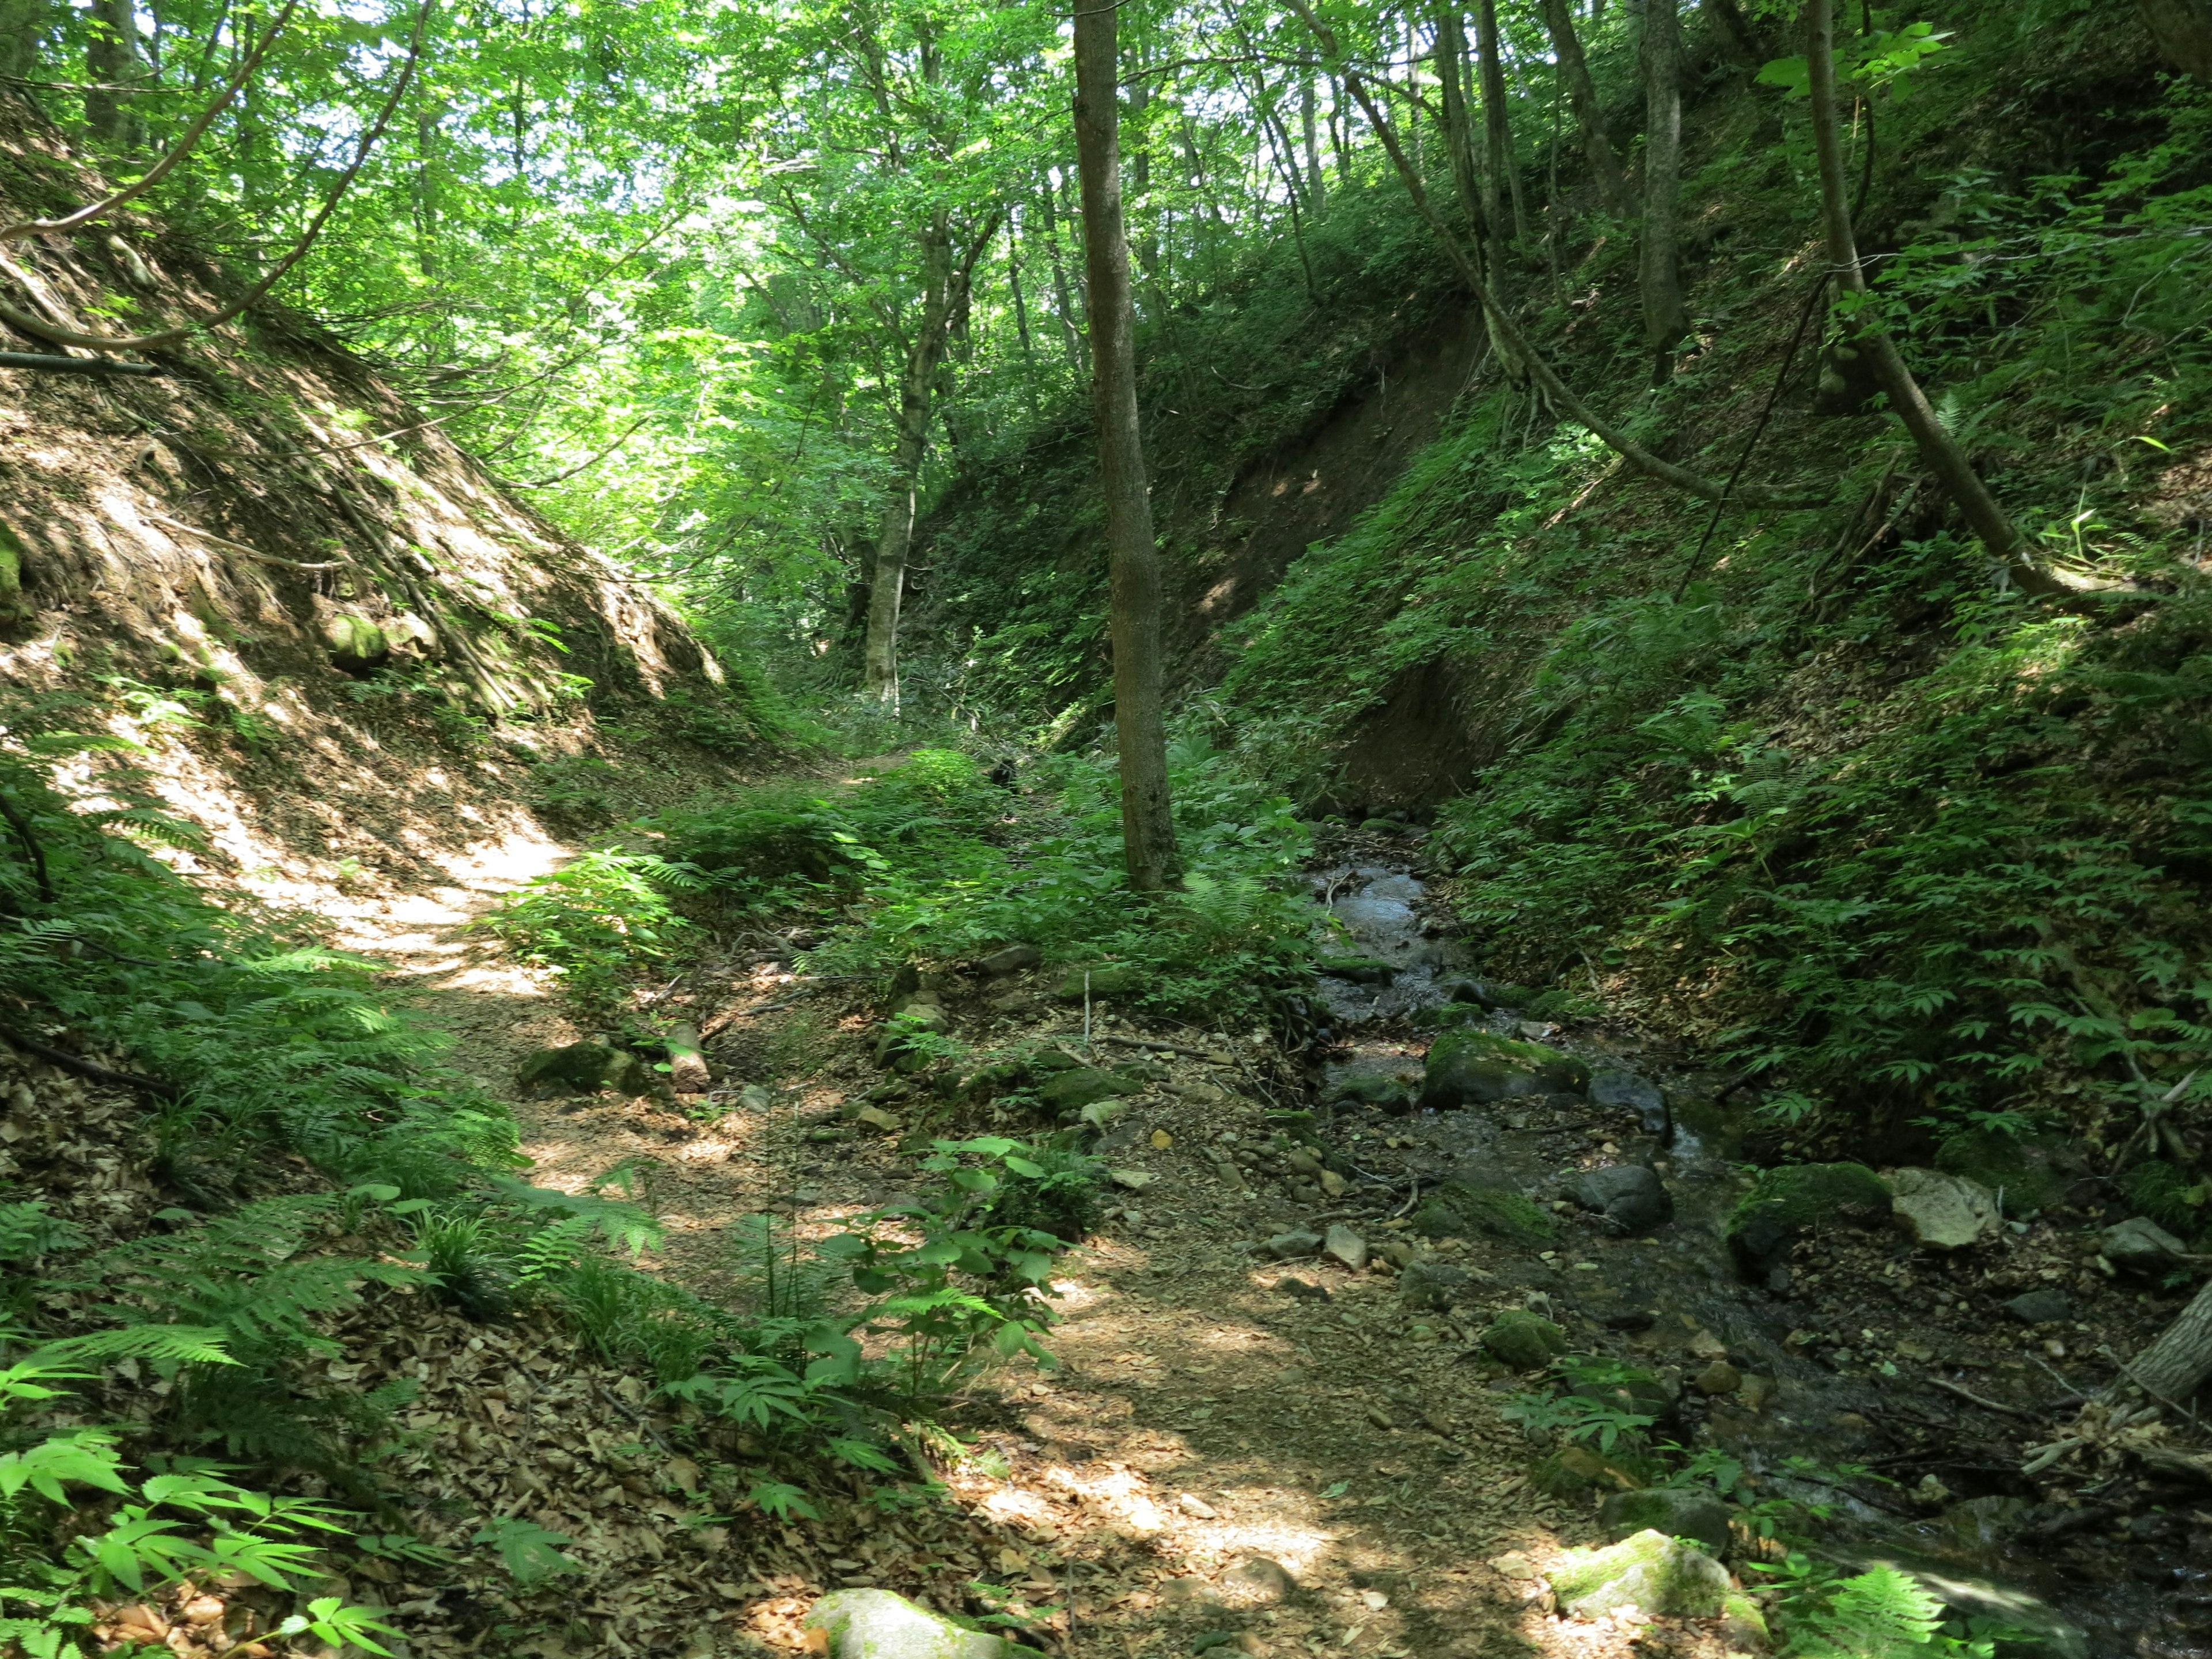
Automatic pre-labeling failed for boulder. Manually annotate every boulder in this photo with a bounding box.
[1889,1168,1999,1250]
[2103,1215,2190,1276]
[1422,1029,1589,1108]
[977,944,1042,976]
[1547,1530,1732,1621]
[801,1589,1044,1659]
[1323,1224,1368,1272]
[2003,1289,2074,1325]
[1054,963,1145,1000]
[1264,1229,1323,1260]
[1567,1164,1673,1236]
[874,1003,952,1070]
[1599,1487,1734,1555]
[1589,1069,1669,1137]
[1480,1309,1566,1370]
[321,612,389,675]
[516,1041,649,1097]
[1399,1260,1471,1311]
[1720,1592,1771,1654]
[1726,1163,1891,1277]
[1039,1068,1145,1113]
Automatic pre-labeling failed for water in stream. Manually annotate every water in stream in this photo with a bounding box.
[1304,854,2182,1657]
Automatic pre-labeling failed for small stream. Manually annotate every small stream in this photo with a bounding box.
[1302,853,2177,1658]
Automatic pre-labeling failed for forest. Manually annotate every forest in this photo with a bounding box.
[0,0,2210,1654]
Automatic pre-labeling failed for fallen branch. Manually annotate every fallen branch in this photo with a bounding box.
[0,350,166,377]
[0,1022,179,1102]
[141,510,350,572]
[1928,1376,2040,1419]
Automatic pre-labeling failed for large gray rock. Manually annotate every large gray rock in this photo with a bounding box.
[1264,1229,1323,1260]
[1889,1168,1998,1249]
[1323,1224,1368,1272]
[1548,1530,1731,1620]
[1567,1164,1673,1235]
[1599,1487,1734,1555]
[2003,1289,2074,1325]
[977,944,1041,976]
[1422,1029,1589,1109]
[2103,1215,2190,1275]
[802,1589,1044,1659]
[1589,1069,1669,1137]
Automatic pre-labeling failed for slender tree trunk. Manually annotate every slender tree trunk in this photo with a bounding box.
[1701,0,1766,65]
[1071,0,1177,892]
[1435,4,1486,239]
[1474,0,1528,246]
[1639,0,1688,383]
[861,215,956,706]
[1804,0,2056,592]
[1040,173,1084,365]
[1007,211,1035,365]
[1541,0,1631,215]
[1331,75,1353,190]
[1300,76,1325,213]
[85,0,144,148]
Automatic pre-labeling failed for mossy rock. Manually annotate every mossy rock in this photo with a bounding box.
[1481,1308,1567,1370]
[1936,1128,2067,1217]
[1548,1529,1731,1620]
[1054,963,1145,999]
[1422,1029,1589,1109]
[2124,1160,2203,1237]
[517,1041,650,1097]
[321,612,391,675]
[1725,1162,1890,1275]
[802,1589,1046,1659]
[1411,1181,1557,1247]
[1039,1068,1145,1112]
[0,523,36,640]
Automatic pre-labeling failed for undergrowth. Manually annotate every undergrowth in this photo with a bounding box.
[0,703,1096,1654]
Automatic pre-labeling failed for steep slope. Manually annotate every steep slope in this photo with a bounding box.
[0,91,767,887]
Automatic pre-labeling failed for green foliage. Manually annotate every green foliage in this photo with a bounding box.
[472,1518,583,1589]
[973,1140,1105,1244]
[1764,1558,2016,1658]
[528,756,625,829]
[478,850,707,1019]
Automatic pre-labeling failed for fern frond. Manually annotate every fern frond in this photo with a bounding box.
[31,1326,235,1368]
[1790,1566,1948,1657]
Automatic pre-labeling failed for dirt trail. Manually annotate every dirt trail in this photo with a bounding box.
[320,804,1696,1659]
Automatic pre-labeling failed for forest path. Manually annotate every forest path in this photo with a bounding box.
[329,791,1643,1659]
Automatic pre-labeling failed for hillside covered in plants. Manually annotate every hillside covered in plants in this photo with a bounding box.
[2,0,2211,1656]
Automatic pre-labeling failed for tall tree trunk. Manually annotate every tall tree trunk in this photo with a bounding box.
[1435,4,1486,239]
[1540,0,1630,214]
[1331,75,1353,189]
[0,0,50,78]
[1701,0,1766,65]
[2137,0,2212,76]
[1803,0,2057,593]
[85,0,144,148]
[1639,0,1688,383]
[860,215,956,706]
[1474,0,1528,246]
[1071,0,1177,893]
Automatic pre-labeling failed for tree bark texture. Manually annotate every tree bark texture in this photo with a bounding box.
[2138,0,2212,77]
[2130,1276,2212,1403]
[860,213,955,705]
[1639,0,1688,382]
[1474,0,1528,246]
[1540,0,1630,215]
[1802,0,2054,592]
[0,0,49,78]
[85,0,145,149]
[1071,0,1178,893]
